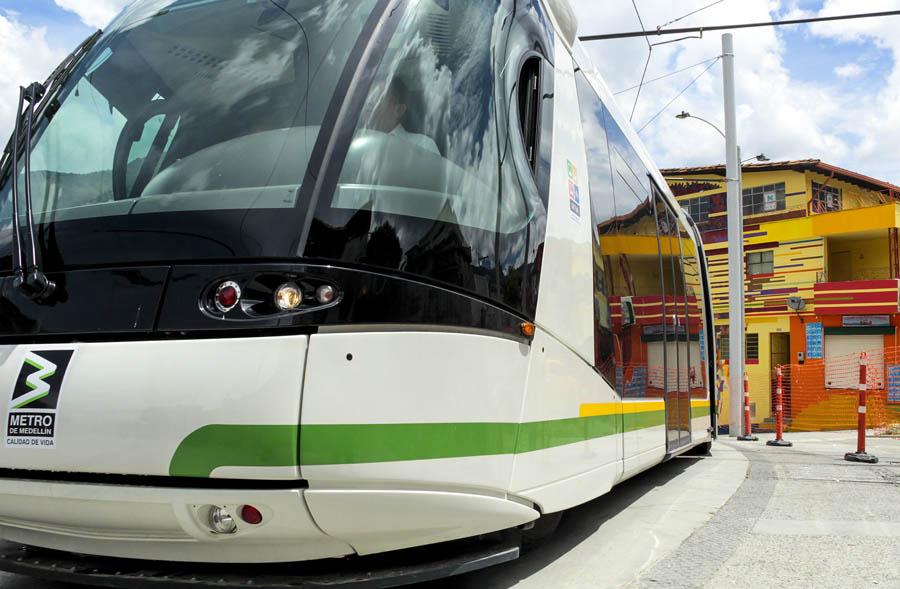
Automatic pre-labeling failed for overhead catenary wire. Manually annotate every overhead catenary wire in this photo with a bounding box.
[579,9,900,41]
[614,56,720,94]
[631,51,652,120]
[631,0,652,49]
[629,0,652,121]
[656,0,728,32]
[636,57,720,134]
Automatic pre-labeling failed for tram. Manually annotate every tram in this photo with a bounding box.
[0,0,715,586]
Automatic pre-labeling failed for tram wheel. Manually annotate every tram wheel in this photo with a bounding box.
[521,511,563,551]
[684,441,713,456]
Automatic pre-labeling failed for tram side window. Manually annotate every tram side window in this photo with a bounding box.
[575,72,616,386]
[518,57,542,173]
[575,71,665,397]
[681,224,709,397]
[306,0,552,316]
[603,112,666,399]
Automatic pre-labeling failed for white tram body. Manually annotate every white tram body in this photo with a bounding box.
[0,0,715,575]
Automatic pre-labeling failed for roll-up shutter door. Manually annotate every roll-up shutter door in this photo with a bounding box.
[824,334,884,389]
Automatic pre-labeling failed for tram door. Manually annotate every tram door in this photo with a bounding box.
[654,189,692,451]
[673,213,694,448]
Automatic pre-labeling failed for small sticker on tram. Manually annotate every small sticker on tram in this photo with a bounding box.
[5,350,74,449]
[567,160,581,220]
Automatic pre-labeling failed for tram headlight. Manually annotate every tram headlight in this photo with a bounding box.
[214,281,241,313]
[315,285,336,304]
[207,506,238,535]
[274,282,303,311]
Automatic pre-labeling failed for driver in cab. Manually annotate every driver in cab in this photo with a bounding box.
[368,76,440,156]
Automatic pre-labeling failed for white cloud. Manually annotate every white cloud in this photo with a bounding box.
[805,0,900,182]
[571,0,898,183]
[834,62,865,78]
[2,0,897,187]
[0,12,67,146]
[53,0,131,29]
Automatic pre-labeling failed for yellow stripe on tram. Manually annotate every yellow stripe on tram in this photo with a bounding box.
[579,401,665,417]
[579,399,708,417]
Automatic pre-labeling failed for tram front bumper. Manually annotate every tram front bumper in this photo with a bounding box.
[0,478,353,563]
[0,477,537,564]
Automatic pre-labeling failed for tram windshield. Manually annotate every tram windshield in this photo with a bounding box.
[0,0,377,223]
[0,0,548,315]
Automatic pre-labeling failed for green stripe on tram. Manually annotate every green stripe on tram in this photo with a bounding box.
[170,424,298,478]
[301,422,520,466]
[624,410,667,432]
[691,404,711,419]
[169,409,673,477]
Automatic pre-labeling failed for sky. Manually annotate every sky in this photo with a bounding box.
[0,0,898,182]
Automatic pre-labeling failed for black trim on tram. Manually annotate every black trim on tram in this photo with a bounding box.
[0,468,309,490]
[159,263,528,339]
[687,216,718,436]
[0,263,529,343]
[0,266,169,337]
[0,531,521,589]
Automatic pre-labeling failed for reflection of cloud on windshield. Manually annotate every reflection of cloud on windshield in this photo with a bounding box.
[305,1,353,33]
[208,35,301,111]
[390,2,517,239]
[106,0,178,35]
[31,77,126,176]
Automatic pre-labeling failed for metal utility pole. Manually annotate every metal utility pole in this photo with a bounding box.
[722,33,745,438]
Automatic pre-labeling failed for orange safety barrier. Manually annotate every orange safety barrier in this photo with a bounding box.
[738,372,758,441]
[763,346,900,435]
[845,353,879,463]
[766,365,792,447]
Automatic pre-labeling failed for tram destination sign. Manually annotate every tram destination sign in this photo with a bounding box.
[5,350,74,449]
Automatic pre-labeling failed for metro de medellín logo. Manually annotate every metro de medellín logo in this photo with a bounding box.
[6,350,74,449]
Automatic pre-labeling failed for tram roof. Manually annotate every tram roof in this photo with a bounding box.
[544,0,578,48]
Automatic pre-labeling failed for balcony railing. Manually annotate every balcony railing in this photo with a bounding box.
[682,193,899,228]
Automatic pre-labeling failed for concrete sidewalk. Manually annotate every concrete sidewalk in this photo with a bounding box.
[431,431,900,589]
[631,431,900,589]
[427,443,750,589]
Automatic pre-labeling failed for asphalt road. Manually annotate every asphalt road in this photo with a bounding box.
[2,432,898,588]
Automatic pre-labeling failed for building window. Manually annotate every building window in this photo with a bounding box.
[717,332,730,361]
[746,251,774,276]
[681,195,711,223]
[715,333,758,362]
[743,182,786,215]
[746,333,759,361]
[812,182,841,213]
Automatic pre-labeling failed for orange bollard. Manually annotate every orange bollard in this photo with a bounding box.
[737,371,758,441]
[845,352,878,463]
[767,365,792,447]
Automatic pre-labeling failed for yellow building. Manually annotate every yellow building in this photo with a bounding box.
[662,159,900,430]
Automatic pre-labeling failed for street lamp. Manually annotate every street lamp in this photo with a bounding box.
[675,43,750,439]
[675,112,770,165]
[675,110,725,139]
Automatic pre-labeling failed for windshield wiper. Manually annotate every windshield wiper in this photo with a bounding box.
[10,82,55,301]
[3,30,101,301]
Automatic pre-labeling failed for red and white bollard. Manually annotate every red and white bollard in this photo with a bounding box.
[738,371,758,441]
[845,352,878,464]
[767,365,792,447]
